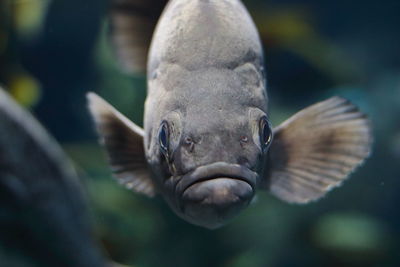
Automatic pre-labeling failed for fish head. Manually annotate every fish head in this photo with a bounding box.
[149,104,272,229]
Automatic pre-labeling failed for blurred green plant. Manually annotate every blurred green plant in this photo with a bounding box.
[12,0,50,39]
[254,8,362,82]
[312,212,392,265]
[0,0,47,108]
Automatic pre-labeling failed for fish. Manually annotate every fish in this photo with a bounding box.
[87,0,372,229]
[0,87,106,266]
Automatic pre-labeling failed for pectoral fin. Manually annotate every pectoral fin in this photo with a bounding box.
[87,92,156,197]
[264,97,372,203]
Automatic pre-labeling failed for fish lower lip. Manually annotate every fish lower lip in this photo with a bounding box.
[184,175,251,196]
[176,162,258,197]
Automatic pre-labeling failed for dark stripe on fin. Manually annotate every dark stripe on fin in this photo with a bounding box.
[87,92,156,197]
[264,96,372,204]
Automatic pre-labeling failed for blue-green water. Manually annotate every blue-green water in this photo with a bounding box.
[1,0,399,266]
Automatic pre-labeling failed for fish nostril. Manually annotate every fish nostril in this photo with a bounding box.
[240,136,248,148]
[184,137,195,152]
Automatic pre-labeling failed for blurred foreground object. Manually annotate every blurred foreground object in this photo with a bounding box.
[0,87,106,266]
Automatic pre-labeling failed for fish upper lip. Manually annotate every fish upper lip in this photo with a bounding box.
[175,162,258,198]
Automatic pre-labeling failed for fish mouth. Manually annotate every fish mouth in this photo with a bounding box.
[174,162,258,229]
[176,162,258,198]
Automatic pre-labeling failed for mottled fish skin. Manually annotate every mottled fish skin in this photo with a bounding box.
[88,0,372,229]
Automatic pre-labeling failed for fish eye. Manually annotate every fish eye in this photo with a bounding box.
[159,121,169,154]
[259,117,272,149]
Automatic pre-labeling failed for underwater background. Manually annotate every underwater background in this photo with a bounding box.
[1,0,399,266]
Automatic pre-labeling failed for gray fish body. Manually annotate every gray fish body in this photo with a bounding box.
[88,0,372,229]
[144,0,267,227]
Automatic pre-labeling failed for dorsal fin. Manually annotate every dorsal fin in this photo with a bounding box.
[109,0,168,74]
